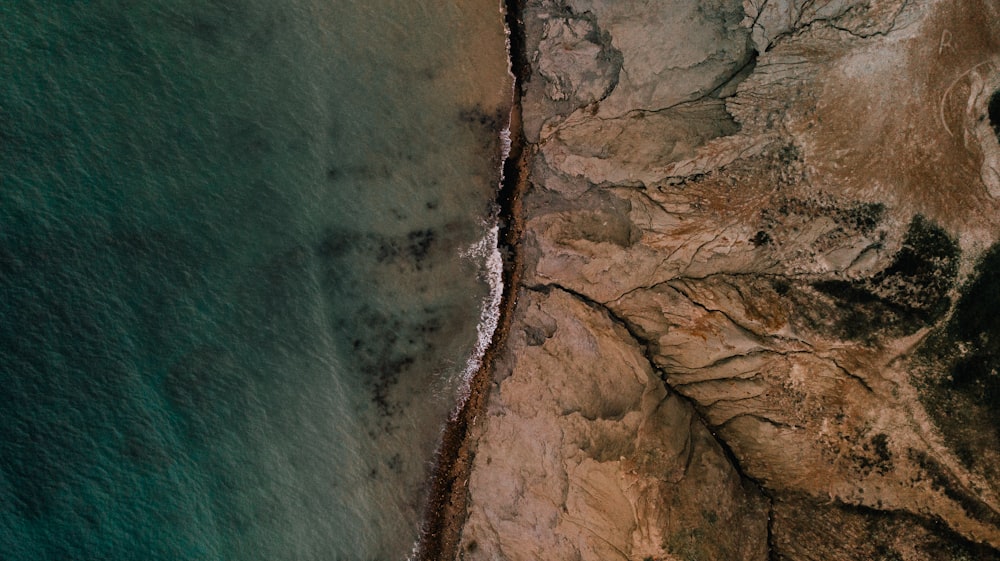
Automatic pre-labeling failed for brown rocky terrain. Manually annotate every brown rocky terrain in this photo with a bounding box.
[452,0,1000,559]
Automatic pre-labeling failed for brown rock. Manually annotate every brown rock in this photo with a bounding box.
[459,288,769,561]
[457,0,1000,558]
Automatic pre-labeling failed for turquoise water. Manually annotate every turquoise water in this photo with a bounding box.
[0,1,511,559]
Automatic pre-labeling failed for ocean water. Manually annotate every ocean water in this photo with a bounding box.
[0,2,511,560]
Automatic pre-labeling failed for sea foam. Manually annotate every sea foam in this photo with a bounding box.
[450,0,518,418]
[454,222,504,414]
[406,3,516,558]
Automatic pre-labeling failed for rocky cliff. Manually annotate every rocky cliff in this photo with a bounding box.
[457,1,1000,559]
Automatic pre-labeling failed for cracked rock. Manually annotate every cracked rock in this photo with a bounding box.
[459,0,1000,559]
[458,288,769,561]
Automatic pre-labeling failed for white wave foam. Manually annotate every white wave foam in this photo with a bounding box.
[448,0,516,419]
[407,2,516,557]
[452,223,504,416]
[500,125,512,164]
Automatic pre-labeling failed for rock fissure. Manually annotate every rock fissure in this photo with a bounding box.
[533,279,778,506]
[754,0,911,52]
[825,356,876,394]
[719,412,800,432]
[665,280,773,339]
[767,506,779,561]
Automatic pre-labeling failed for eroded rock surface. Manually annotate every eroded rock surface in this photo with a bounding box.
[459,0,1000,559]
[460,288,768,561]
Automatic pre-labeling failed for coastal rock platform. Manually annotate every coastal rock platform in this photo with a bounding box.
[454,1,1000,559]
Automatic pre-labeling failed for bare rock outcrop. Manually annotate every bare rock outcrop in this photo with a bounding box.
[458,0,1000,559]
[459,288,768,561]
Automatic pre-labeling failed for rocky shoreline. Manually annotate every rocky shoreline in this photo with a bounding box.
[429,1,1000,560]
[413,144,528,561]
[413,3,529,558]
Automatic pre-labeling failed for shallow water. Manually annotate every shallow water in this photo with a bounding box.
[0,1,511,559]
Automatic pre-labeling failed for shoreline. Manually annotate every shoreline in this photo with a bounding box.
[412,120,526,561]
[412,2,527,558]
